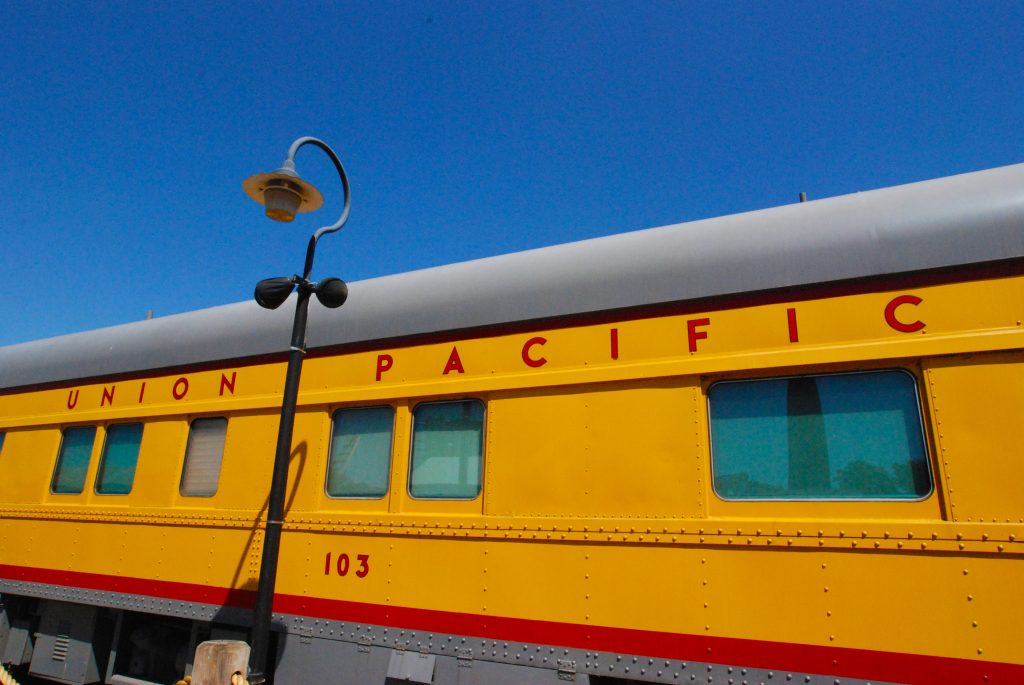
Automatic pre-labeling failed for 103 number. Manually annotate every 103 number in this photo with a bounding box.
[324,552,370,578]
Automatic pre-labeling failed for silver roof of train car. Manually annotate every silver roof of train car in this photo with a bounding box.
[2,162,1024,390]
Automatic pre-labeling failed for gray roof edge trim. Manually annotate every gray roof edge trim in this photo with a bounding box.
[3,161,1024,390]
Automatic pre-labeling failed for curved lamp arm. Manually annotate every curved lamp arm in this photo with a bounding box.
[285,137,351,238]
[283,136,352,278]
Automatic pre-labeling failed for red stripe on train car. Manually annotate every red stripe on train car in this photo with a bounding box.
[2,563,1020,684]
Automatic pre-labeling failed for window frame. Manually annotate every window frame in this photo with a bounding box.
[94,422,145,495]
[707,368,933,503]
[179,416,229,498]
[325,404,396,500]
[408,398,486,501]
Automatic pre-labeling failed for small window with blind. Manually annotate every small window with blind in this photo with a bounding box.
[51,425,97,494]
[96,423,144,494]
[326,406,395,498]
[180,417,228,497]
[409,399,485,499]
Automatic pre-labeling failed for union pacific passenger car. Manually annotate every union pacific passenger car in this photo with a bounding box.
[1,163,1023,685]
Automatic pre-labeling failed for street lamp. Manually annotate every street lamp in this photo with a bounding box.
[242,136,351,685]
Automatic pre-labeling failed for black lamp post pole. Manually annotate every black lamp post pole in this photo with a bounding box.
[247,238,313,685]
[247,138,351,685]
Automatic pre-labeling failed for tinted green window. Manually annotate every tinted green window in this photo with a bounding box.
[709,370,930,500]
[326,406,394,498]
[410,400,484,499]
[180,417,228,497]
[51,426,97,494]
[96,423,144,495]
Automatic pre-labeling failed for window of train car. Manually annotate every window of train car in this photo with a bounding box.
[95,423,144,495]
[51,426,97,494]
[409,399,485,499]
[708,370,931,500]
[326,406,395,498]
[0,432,4,458]
[180,417,228,497]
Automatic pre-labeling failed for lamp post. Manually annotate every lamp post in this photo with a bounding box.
[242,137,351,685]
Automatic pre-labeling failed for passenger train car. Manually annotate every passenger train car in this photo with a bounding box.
[1,163,1023,685]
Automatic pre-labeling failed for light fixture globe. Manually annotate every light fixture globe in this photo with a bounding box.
[262,182,303,222]
[314,277,348,308]
[243,163,325,222]
[254,276,297,309]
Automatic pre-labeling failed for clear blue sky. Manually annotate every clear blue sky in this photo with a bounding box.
[2,1,1022,347]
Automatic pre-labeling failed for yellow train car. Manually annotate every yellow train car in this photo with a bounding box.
[1,163,1023,685]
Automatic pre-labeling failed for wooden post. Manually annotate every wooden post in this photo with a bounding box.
[189,640,250,685]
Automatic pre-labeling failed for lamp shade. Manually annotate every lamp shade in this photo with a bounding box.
[243,166,324,222]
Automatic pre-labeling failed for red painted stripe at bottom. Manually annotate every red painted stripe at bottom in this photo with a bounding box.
[1,564,1019,685]
[0,563,253,609]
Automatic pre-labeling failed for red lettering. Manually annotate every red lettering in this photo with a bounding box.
[375,354,393,382]
[787,308,799,343]
[687,318,710,353]
[219,372,237,396]
[138,382,146,404]
[356,554,370,578]
[67,389,80,410]
[172,377,189,400]
[885,295,925,333]
[610,328,619,360]
[101,385,116,407]
[325,551,369,577]
[522,337,547,368]
[442,347,465,375]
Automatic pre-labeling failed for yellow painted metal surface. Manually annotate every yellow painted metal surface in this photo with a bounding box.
[924,352,1024,523]
[485,379,703,518]
[0,273,1022,673]
[2,274,1022,430]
